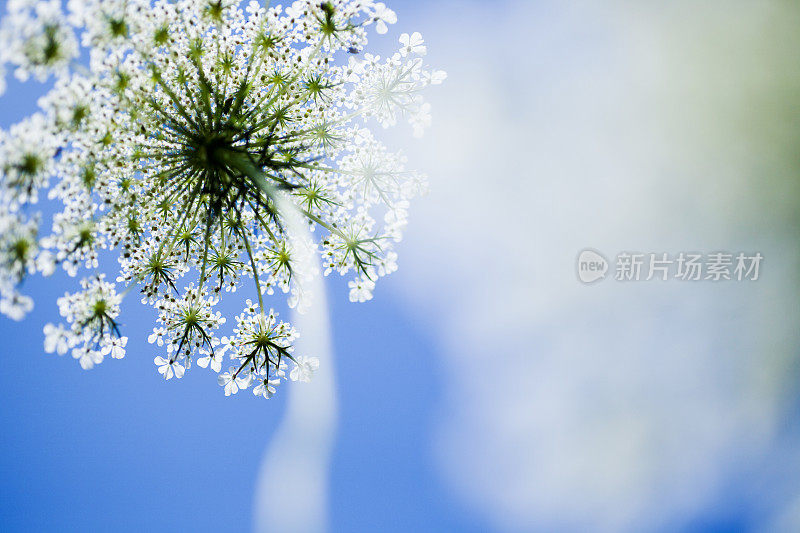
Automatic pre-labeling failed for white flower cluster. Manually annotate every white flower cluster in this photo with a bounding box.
[44,275,127,369]
[0,0,78,89]
[0,0,443,399]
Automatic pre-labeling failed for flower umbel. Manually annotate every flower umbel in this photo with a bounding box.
[44,275,127,369]
[0,0,444,399]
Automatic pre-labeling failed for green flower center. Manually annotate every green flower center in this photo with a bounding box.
[20,154,42,176]
[93,299,108,316]
[11,238,30,262]
[42,25,62,64]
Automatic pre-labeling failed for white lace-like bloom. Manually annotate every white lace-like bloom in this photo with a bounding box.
[0,0,443,399]
[0,0,78,83]
[290,356,320,383]
[150,285,225,358]
[0,206,53,319]
[43,323,69,355]
[209,303,298,396]
[1,291,33,320]
[43,275,126,368]
[348,277,376,303]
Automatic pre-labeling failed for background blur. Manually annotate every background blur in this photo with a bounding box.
[2,0,800,531]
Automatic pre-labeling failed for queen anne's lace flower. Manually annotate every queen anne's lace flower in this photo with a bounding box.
[0,0,78,84]
[43,275,127,369]
[0,0,443,399]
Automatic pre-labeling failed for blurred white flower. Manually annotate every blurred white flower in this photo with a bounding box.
[399,32,426,56]
[290,356,319,383]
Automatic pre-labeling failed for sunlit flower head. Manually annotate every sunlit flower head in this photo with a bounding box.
[0,0,444,398]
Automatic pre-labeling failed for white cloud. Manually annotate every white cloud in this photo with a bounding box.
[389,1,800,530]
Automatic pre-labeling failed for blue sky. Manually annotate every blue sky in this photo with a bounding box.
[0,270,484,532]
